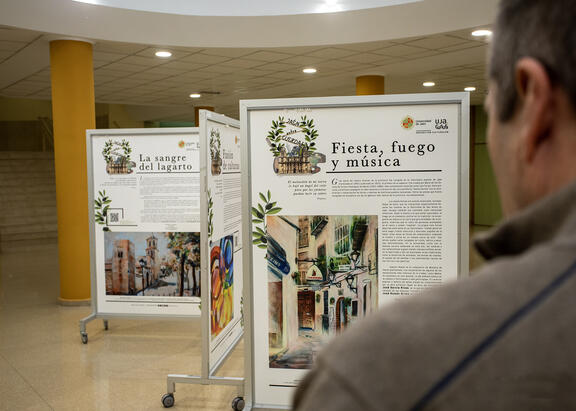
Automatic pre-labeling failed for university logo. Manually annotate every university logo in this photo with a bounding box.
[401,115,414,129]
[435,118,448,130]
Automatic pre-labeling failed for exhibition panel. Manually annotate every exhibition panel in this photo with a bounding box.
[241,93,469,409]
[164,111,244,410]
[82,128,201,343]
[200,110,244,375]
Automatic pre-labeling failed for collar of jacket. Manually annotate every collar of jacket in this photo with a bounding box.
[474,181,576,261]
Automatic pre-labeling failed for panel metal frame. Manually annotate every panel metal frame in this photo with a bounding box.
[81,127,201,340]
[240,93,470,410]
[165,111,245,401]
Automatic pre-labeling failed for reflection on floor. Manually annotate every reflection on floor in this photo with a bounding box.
[0,242,243,411]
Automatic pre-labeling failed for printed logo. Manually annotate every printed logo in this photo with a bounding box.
[266,116,326,175]
[209,128,222,176]
[102,139,135,174]
[435,119,448,130]
[401,116,414,129]
[178,140,185,148]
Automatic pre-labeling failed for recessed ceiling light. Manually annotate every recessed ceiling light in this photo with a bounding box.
[155,50,172,58]
[472,29,492,37]
[423,81,435,87]
[464,86,476,92]
[189,93,201,98]
[303,68,317,74]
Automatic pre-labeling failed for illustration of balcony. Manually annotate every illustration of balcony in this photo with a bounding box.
[351,217,368,251]
[310,216,328,237]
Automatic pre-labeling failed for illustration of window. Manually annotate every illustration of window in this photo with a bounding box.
[334,217,350,255]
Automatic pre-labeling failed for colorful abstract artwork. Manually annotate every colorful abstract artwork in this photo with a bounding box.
[211,235,234,338]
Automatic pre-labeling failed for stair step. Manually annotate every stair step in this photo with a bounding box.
[0,152,58,245]
[0,237,58,253]
[0,214,57,226]
[0,227,58,237]
[0,152,54,160]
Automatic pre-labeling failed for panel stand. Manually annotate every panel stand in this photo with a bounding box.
[163,110,245,410]
[79,313,109,344]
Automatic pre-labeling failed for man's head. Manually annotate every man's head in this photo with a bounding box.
[486,0,576,216]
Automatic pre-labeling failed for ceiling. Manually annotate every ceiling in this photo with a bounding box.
[70,0,422,17]
[0,0,497,47]
[0,0,494,122]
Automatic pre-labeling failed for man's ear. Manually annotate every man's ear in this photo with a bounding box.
[514,57,554,163]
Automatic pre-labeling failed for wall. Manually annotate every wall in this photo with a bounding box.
[472,105,502,226]
[0,96,52,121]
[0,97,146,151]
[107,104,144,129]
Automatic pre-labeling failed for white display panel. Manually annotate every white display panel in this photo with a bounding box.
[241,94,469,408]
[199,112,244,373]
[87,128,201,317]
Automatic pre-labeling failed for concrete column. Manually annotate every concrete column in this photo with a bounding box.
[356,75,385,95]
[194,106,214,126]
[49,40,95,303]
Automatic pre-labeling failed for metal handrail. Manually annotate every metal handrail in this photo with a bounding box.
[37,117,54,151]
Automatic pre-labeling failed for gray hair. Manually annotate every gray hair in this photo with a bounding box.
[489,0,576,121]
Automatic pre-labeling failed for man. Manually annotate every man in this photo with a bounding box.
[293,0,576,409]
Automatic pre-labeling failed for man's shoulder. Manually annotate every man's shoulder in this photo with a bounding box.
[304,238,576,410]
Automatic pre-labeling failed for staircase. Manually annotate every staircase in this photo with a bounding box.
[0,152,58,252]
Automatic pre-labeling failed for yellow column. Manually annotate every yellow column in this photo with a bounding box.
[50,40,95,303]
[194,106,214,126]
[356,75,385,95]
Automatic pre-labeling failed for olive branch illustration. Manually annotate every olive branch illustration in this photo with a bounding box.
[94,190,112,231]
[102,139,132,163]
[267,117,286,157]
[298,115,318,154]
[266,116,318,157]
[252,190,282,250]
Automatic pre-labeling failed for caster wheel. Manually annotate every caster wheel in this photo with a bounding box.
[162,393,175,408]
[103,320,109,331]
[231,396,245,411]
[81,333,88,344]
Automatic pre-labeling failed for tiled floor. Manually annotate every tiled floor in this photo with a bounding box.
[0,243,244,411]
[0,227,490,411]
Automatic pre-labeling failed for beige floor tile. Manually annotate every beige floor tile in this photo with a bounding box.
[0,355,52,411]
[0,244,245,411]
[0,228,491,410]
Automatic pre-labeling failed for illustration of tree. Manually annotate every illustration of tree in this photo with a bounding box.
[252,190,282,250]
[166,232,200,296]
